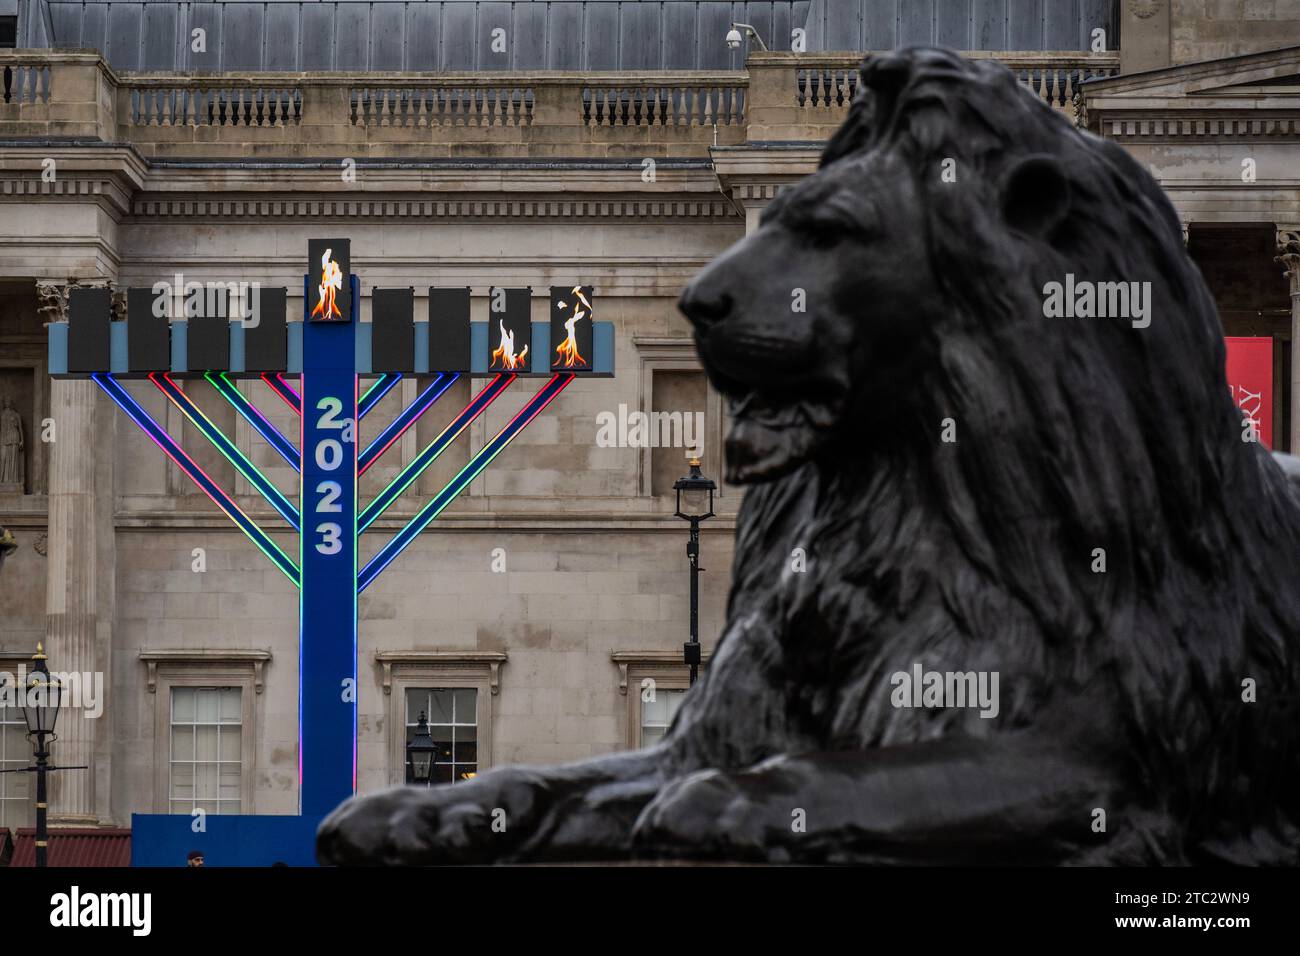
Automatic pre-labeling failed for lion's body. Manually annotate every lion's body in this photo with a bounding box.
[319,47,1300,866]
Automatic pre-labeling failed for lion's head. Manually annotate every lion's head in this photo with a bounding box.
[682,48,1227,490]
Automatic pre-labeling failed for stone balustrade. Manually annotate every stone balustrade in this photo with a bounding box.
[0,48,1121,157]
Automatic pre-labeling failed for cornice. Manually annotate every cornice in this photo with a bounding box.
[127,195,740,222]
[0,145,148,215]
[1090,111,1300,143]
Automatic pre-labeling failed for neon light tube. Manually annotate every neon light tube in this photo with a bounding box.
[151,373,301,531]
[263,372,302,415]
[208,372,300,471]
[358,373,573,592]
[94,374,300,585]
[358,373,512,531]
[358,373,401,420]
[358,372,457,476]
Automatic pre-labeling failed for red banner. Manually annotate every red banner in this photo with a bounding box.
[1224,337,1273,448]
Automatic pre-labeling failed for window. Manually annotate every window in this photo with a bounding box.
[633,338,726,498]
[640,688,686,749]
[375,650,502,789]
[169,687,242,815]
[142,651,263,814]
[613,651,707,749]
[406,688,477,784]
[0,17,17,50]
[0,671,30,828]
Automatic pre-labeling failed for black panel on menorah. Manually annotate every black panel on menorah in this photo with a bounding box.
[428,287,471,373]
[308,238,351,323]
[372,288,415,373]
[127,287,170,373]
[244,287,287,372]
[188,311,230,372]
[550,285,594,372]
[488,287,531,372]
[68,287,113,373]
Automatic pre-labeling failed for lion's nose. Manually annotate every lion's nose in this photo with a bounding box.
[678,279,733,330]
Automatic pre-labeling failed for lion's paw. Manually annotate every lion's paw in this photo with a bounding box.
[317,768,548,865]
[631,768,779,862]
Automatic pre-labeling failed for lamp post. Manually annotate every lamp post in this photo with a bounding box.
[673,457,716,686]
[22,644,61,868]
[0,645,85,867]
[406,711,437,786]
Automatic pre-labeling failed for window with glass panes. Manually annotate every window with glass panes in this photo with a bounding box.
[405,688,477,784]
[0,673,30,828]
[170,687,242,814]
[640,688,686,748]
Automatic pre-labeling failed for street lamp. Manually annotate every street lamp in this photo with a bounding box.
[726,22,769,52]
[406,711,437,785]
[673,457,716,686]
[23,644,61,868]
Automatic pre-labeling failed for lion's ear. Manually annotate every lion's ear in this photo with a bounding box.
[1000,155,1071,241]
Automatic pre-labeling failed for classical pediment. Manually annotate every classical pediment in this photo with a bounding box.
[1081,44,1300,98]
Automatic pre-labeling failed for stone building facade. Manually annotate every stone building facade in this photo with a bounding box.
[0,0,1297,844]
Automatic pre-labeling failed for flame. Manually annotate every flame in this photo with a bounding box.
[310,247,343,319]
[554,285,589,369]
[490,320,529,370]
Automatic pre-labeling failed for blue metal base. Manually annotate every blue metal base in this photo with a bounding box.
[131,813,325,867]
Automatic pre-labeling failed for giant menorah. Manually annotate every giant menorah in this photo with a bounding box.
[47,239,612,861]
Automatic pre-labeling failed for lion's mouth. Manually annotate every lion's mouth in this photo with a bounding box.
[725,389,840,484]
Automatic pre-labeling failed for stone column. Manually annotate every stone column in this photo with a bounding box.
[36,279,117,826]
[1277,229,1300,455]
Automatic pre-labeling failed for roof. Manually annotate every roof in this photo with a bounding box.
[803,0,1115,53]
[22,0,809,72]
[15,0,1116,73]
[7,827,132,867]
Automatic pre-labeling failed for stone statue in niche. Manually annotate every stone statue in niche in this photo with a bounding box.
[0,394,24,491]
[0,526,15,573]
[317,48,1300,866]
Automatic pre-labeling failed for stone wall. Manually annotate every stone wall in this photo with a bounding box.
[1172,0,1300,63]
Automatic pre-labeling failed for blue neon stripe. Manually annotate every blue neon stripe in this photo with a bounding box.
[358,373,572,592]
[357,373,510,531]
[357,373,456,475]
[358,373,401,420]
[208,372,300,471]
[93,374,300,585]
[151,373,301,531]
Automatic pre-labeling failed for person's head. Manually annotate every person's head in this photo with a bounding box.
[186,850,205,867]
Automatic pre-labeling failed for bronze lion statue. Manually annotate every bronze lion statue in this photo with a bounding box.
[319,47,1300,865]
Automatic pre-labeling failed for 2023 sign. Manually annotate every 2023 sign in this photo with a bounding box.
[312,396,353,555]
